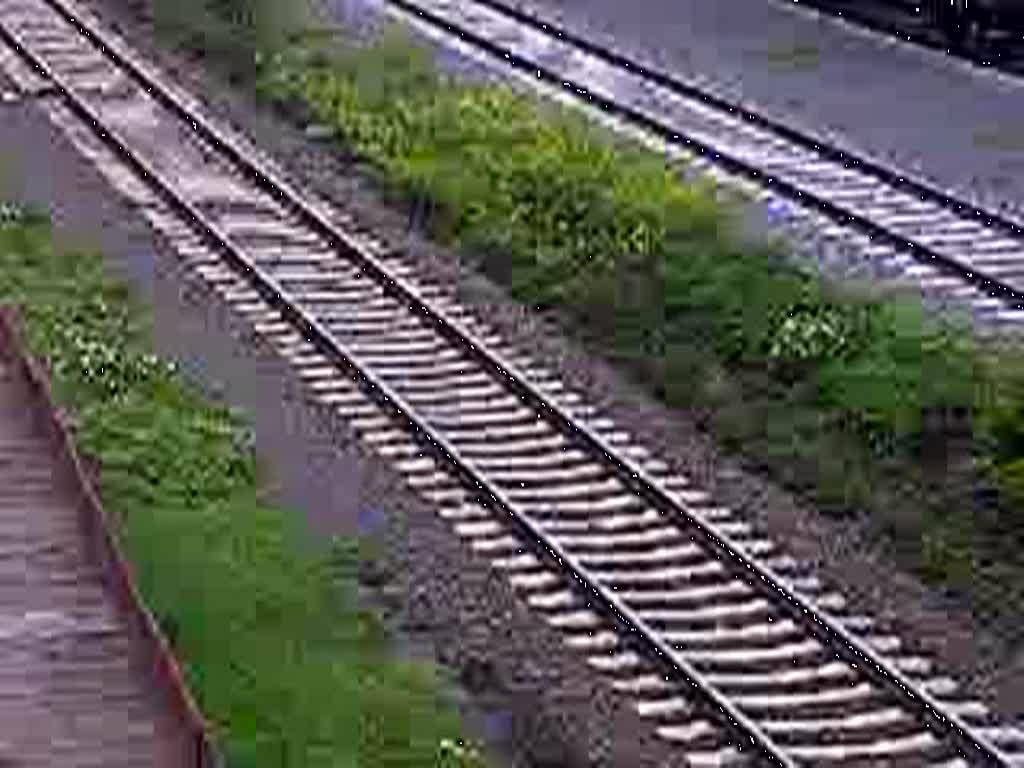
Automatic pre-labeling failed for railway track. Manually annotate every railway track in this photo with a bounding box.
[378,0,1024,336]
[1,0,1024,764]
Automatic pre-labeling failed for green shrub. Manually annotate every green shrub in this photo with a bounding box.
[0,210,486,766]
[147,3,1024,608]
[152,0,308,68]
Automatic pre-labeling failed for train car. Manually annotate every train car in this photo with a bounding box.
[927,0,1024,44]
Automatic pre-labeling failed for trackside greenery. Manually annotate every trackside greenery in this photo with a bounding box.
[153,0,1024,614]
[0,205,486,767]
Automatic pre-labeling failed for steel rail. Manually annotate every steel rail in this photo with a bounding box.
[13,0,1014,762]
[0,12,792,765]
[388,0,1024,313]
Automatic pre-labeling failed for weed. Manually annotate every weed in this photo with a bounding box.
[0,210,486,766]
[145,0,1024,614]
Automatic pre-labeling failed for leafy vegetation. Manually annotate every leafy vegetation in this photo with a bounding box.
[0,205,486,767]
[151,0,309,72]
[154,0,1024,615]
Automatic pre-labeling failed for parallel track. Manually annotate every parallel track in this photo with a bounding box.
[381,0,1024,334]
[2,0,1024,763]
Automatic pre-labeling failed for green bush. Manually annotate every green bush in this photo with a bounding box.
[152,0,308,69]
[271,27,1024,608]
[154,3,1024,607]
[0,211,486,766]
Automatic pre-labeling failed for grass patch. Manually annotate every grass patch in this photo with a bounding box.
[972,127,1024,152]
[750,42,822,71]
[150,0,1024,617]
[0,203,487,767]
[151,0,309,74]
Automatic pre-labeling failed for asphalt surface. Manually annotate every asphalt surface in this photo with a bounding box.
[509,0,1024,222]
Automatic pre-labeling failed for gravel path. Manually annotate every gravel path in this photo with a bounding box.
[7,0,1023,755]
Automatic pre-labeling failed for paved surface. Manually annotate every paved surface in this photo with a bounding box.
[512,0,1024,221]
[0,339,191,767]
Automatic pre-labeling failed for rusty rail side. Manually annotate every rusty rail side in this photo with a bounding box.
[0,303,219,767]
